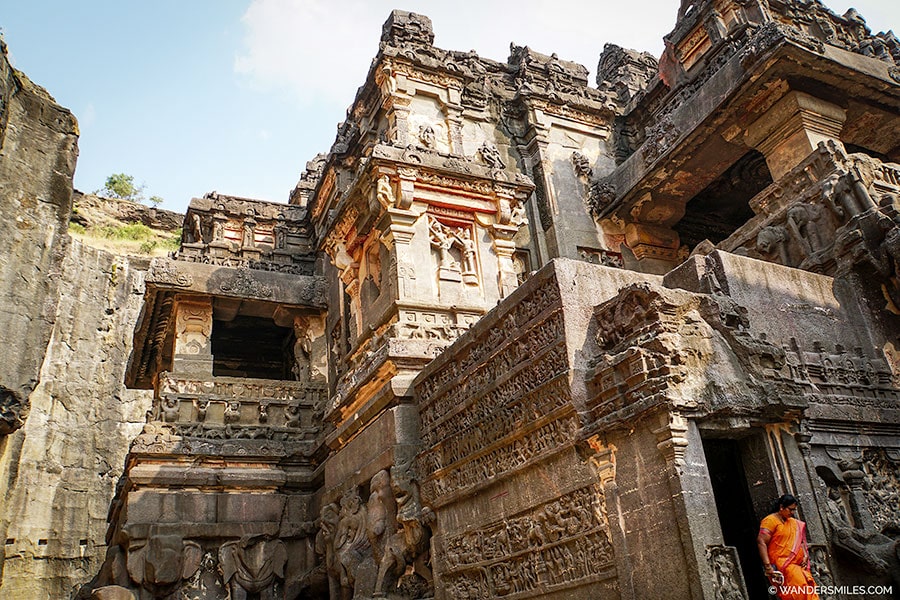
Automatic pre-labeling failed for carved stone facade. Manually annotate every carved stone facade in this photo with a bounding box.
[2,1,900,599]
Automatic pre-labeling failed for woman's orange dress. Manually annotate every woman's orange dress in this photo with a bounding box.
[759,513,819,600]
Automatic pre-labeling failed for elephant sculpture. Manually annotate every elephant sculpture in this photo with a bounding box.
[219,535,287,600]
[126,534,202,598]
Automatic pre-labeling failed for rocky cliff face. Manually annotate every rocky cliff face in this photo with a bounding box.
[0,37,78,436]
[0,241,151,598]
[71,190,184,233]
[0,39,153,597]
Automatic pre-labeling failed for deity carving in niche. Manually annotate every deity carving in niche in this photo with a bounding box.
[428,217,479,284]
[292,319,312,382]
[478,141,506,169]
[212,216,225,242]
[189,213,204,244]
[418,124,436,149]
[242,220,255,248]
[274,217,288,249]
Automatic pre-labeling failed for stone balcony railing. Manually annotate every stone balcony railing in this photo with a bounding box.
[154,372,325,433]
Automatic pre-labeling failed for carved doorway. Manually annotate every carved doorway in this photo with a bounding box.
[703,437,770,599]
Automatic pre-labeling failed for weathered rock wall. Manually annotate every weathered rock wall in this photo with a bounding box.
[0,40,153,598]
[0,240,152,598]
[0,37,78,435]
[72,190,184,232]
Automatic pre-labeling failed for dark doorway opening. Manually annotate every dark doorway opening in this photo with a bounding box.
[211,315,294,380]
[675,150,772,250]
[703,438,768,599]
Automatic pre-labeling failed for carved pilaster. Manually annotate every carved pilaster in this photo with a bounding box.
[171,295,213,377]
[585,435,635,600]
[491,223,519,298]
[446,109,465,155]
[385,95,413,148]
[380,208,420,302]
[652,410,690,468]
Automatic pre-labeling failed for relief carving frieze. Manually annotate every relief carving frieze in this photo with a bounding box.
[439,487,615,598]
[218,268,274,298]
[425,415,579,498]
[147,259,194,288]
[419,309,566,434]
[173,253,314,276]
[417,278,562,405]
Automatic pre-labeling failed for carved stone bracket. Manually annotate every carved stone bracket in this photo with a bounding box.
[652,411,690,468]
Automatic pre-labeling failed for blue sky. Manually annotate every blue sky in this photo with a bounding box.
[3,1,898,214]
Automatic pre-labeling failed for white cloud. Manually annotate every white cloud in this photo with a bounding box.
[234,0,900,115]
[233,0,676,108]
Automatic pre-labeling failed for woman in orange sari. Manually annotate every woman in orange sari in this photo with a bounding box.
[757,494,819,600]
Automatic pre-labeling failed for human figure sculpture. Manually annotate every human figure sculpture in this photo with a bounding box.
[189,214,203,244]
[429,219,457,270]
[292,321,311,382]
[274,222,287,250]
[418,125,436,149]
[242,221,255,248]
[824,171,876,221]
[479,142,505,169]
[455,229,478,275]
[376,175,395,209]
[334,491,368,599]
[366,470,397,569]
[212,218,225,242]
[787,203,829,256]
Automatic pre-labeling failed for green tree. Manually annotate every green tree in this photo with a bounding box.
[148,195,164,208]
[98,173,145,202]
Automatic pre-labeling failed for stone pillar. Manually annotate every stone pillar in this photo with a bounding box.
[652,411,722,600]
[380,207,420,302]
[385,95,412,147]
[171,295,213,376]
[744,91,847,180]
[491,223,520,298]
[444,92,465,155]
[586,436,636,600]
